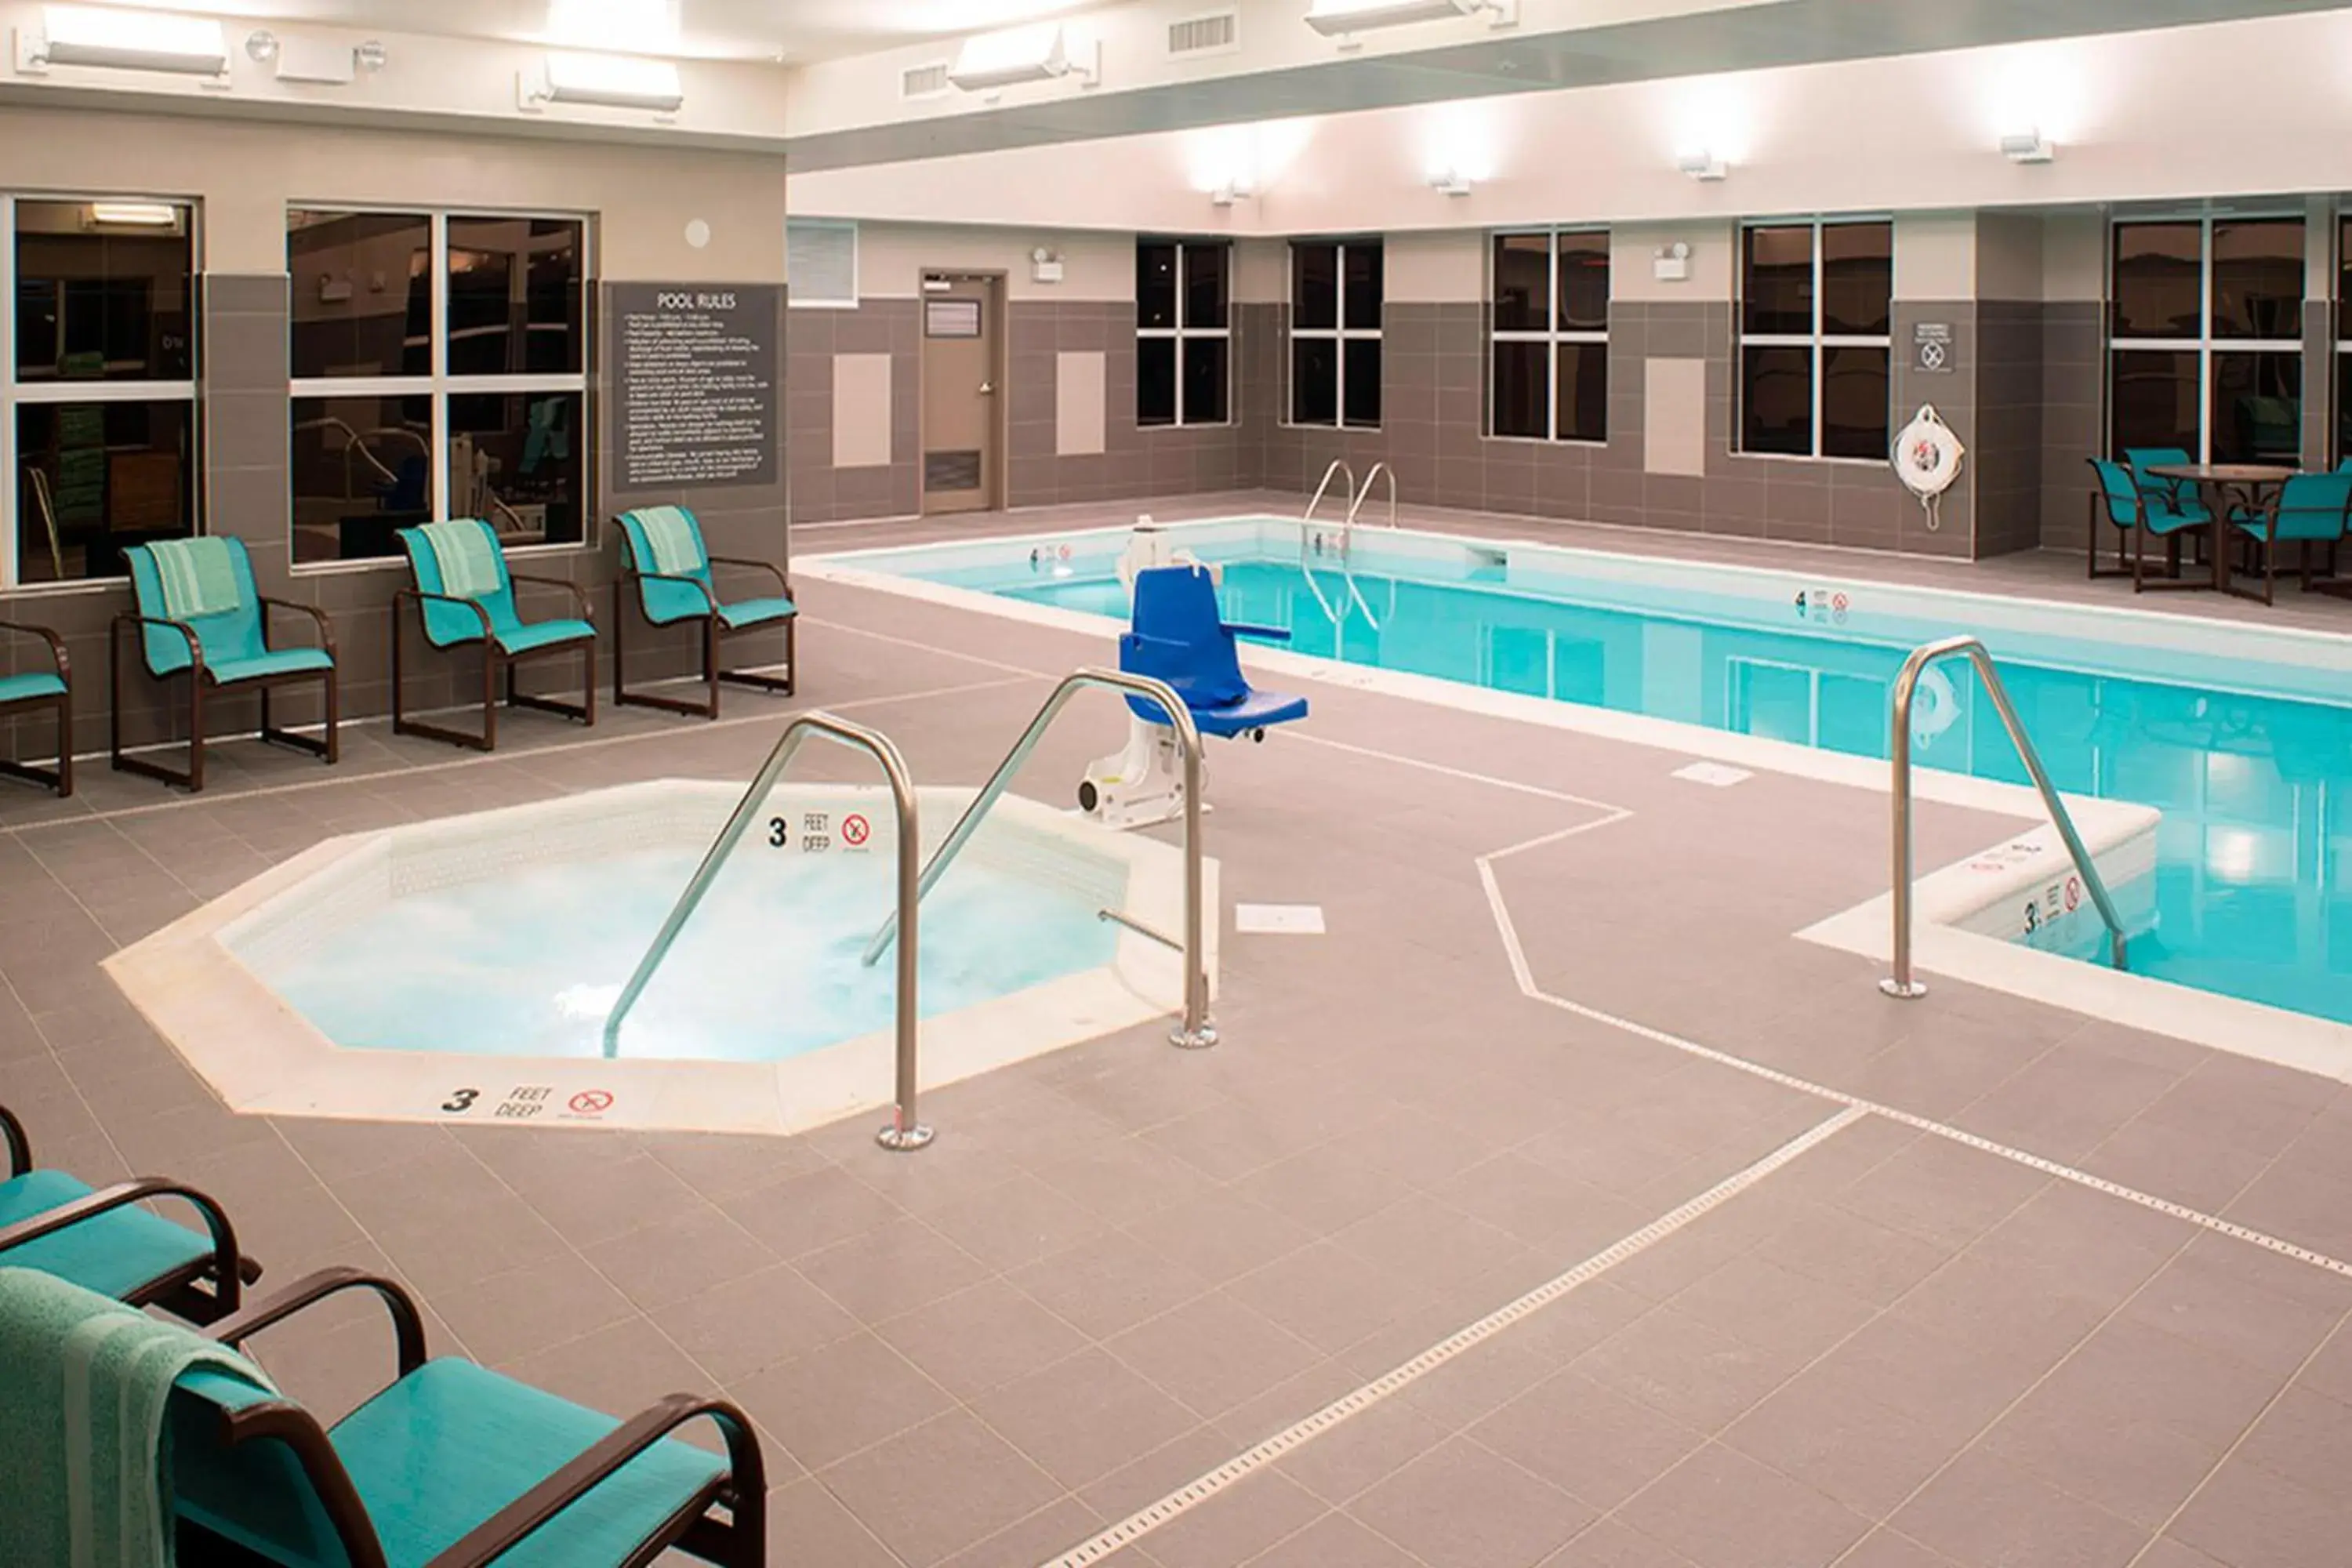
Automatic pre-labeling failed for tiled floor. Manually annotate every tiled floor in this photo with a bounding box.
[6,504,2352,1566]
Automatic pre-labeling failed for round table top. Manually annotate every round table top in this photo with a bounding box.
[2146,463,2299,483]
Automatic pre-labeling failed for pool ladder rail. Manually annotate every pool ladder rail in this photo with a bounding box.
[1298,459,1386,632]
[1882,635,2129,1000]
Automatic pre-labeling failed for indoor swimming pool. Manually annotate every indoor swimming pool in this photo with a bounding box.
[837,519,2352,1029]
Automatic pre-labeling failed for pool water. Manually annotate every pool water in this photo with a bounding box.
[244,844,1120,1062]
[987,554,2352,1027]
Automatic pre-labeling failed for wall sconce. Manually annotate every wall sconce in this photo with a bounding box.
[1210,180,1254,207]
[1429,166,1474,197]
[1676,150,1727,182]
[1653,241,1692,282]
[1999,129,2055,164]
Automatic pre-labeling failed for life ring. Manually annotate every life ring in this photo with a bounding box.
[1911,665,1959,744]
[1892,406,1965,499]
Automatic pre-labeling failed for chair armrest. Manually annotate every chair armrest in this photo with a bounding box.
[114,612,204,675]
[396,587,495,643]
[707,556,792,598]
[425,1393,766,1568]
[0,1176,259,1303]
[0,1104,30,1179]
[207,1266,429,1378]
[258,598,338,659]
[508,572,593,623]
[0,619,69,680]
[1127,632,1192,652]
[1221,622,1290,642]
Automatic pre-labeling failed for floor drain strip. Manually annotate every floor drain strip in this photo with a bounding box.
[1034,1105,1867,1568]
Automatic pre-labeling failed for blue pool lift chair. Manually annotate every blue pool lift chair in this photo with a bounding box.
[2232,470,2352,605]
[114,537,339,793]
[0,616,71,796]
[1118,564,1309,741]
[174,1266,767,1568]
[394,519,597,752]
[2088,459,2216,591]
[612,506,796,720]
[0,1102,262,1325]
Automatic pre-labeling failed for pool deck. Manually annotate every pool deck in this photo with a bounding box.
[5,502,2352,1567]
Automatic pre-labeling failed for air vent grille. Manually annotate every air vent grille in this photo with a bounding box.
[1168,11,1239,56]
[786,220,858,309]
[901,61,949,99]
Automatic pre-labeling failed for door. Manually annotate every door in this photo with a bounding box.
[919,274,1003,516]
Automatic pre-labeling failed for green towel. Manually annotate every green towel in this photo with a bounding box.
[0,1267,277,1568]
[634,507,706,577]
[421,519,504,602]
[147,539,241,621]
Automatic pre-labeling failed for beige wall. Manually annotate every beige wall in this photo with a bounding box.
[851,223,1134,300]
[1385,230,1483,304]
[1894,212,1976,300]
[1611,222,1736,304]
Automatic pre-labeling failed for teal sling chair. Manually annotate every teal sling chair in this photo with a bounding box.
[612,506,796,719]
[114,537,339,793]
[393,519,597,752]
[0,1102,262,1325]
[170,1266,767,1568]
[2234,470,2352,605]
[2086,459,2216,591]
[0,616,71,796]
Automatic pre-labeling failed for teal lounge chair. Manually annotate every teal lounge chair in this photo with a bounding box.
[612,506,796,720]
[2087,459,2215,591]
[393,519,596,752]
[114,537,339,793]
[2122,446,2195,509]
[0,1102,261,1325]
[0,617,71,796]
[2233,470,2352,605]
[175,1267,766,1568]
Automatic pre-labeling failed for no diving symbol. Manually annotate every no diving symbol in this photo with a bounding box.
[1919,340,1948,372]
[842,815,872,848]
[568,1090,615,1116]
[2066,877,2082,913]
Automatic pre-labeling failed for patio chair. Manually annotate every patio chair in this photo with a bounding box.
[612,506,796,720]
[2122,446,2195,508]
[1120,564,1308,739]
[2232,470,2352,605]
[113,537,339,793]
[0,618,71,796]
[393,519,596,752]
[174,1266,765,1567]
[0,1102,261,1325]
[2088,459,2216,590]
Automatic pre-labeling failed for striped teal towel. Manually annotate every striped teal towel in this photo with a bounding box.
[147,539,240,621]
[0,1267,277,1568]
[634,506,706,576]
[421,519,503,601]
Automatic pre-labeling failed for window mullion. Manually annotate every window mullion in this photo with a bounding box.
[431,215,451,520]
[1,193,13,589]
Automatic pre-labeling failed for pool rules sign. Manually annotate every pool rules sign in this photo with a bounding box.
[612,283,779,489]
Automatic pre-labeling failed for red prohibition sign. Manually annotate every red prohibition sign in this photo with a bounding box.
[568,1090,615,1116]
[842,814,872,847]
[2065,877,2082,912]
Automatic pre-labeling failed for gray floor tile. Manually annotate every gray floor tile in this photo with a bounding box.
[1008,1229,1217,1341]
[1243,1509,1421,1568]
[647,1262,862,1384]
[793,1214,994,1323]
[1142,1472,1327,1568]
[1275,1392,1453,1504]
[576,1201,782,1312]
[1574,1305,1802,1436]
[971,1346,1204,1492]
[1891,1450,2149,1568]
[1222,1241,1439,1356]
[1615,1443,1873,1568]
[1721,1363,1959,1520]
[1107,1290,1326,1422]
[1470,1370,1708,1511]
[761,1477,902,1568]
[1350,1436,1596,1568]
[876,1276,1090,1400]
[936,1496,1107,1568]
[821,1409,1065,1568]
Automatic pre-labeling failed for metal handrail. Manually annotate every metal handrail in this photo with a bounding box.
[603,711,935,1152]
[1298,459,1356,626]
[1882,636,2127,1000]
[1331,462,1396,632]
[862,668,1215,1051]
[1347,462,1398,532]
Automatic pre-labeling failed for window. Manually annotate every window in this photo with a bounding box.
[1491,229,1609,443]
[2111,216,2303,465]
[1290,238,1381,428]
[1738,220,1892,459]
[288,209,590,566]
[2,197,198,587]
[1137,239,1229,426]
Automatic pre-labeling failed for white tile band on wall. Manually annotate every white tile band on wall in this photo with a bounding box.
[1055,351,1107,456]
[832,353,895,470]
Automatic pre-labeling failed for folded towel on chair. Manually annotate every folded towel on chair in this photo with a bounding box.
[0,1267,277,1568]
[421,519,504,602]
[635,506,707,577]
[147,539,241,621]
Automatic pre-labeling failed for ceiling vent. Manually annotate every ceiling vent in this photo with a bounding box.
[900,61,949,100]
[1168,11,1240,57]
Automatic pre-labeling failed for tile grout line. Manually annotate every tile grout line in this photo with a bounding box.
[1032,1105,1868,1568]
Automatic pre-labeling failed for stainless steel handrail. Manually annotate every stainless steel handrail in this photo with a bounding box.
[1882,636,2127,1000]
[1347,462,1398,532]
[603,711,935,1152]
[1334,461,1396,631]
[862,668,1216,1051]
[1298,459,1356,626]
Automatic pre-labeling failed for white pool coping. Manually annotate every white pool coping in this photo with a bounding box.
[105,780,1218,1134]
[801,516,2352,1082]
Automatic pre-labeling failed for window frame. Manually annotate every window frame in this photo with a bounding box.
[1287,237,1382,431]
[0,191,203,592]
[2107,211,2305,465]
[1135,237,1232,430]
[1736,216,1894,463]
[285,203,595,573]
[1488,227,1610,445]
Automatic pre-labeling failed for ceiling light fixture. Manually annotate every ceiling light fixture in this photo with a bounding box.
[947,24,1098,93]
[1305,0,1516,38]
[1999,129,2055,164]
[18,5,229,77]
[521,50,684,114]
[88,201,180,227]
[1430,167,1473,197]
[1677,149,1727,181]
[244,30,278,64]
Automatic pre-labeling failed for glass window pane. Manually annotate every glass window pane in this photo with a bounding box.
[1343,338,1381,428]
[289,209,432,379]
[1741,344,1813,455]
[1558,231,1610,333]
[2212,219,2303,340]
[1493,234,1551,334]
[1292,243,1338,331]
[2113,221,2202,340]
[1342,242,1384,331]
[1137,241,1178,331]
[2339,353,2352,464]
[1183,243,1228,331]
[1742,225,1814,336]
[1557,340,1608,443]
[2212,350,2302,465]
[1138,336,1178,426]
[1821,222,1892,338]
[448,390,584,547]
[1291,337,1338,425]
[291,394,435,564]
[1820,344,1890,459]
[445,216,584,377]
[1492,340,1549,437]
[15,400,194,583]
[1182,336,1229,425]
[2340,220,2352,319]
[13,201,194,383]
[2111,348,2202,456]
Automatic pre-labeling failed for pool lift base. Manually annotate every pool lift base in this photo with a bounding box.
[1079,716,1216,831]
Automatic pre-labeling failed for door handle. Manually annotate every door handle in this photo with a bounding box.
[978,382,996,395]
